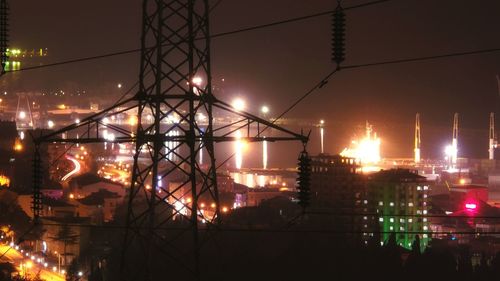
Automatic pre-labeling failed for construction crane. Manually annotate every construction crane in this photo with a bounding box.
[414,113,421,164]
[490,112,497,160]
[452,113,459,167]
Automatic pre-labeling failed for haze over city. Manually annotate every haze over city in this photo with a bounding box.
[1,0,500,280]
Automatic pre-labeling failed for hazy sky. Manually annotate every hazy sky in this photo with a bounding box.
[6,0,500,160]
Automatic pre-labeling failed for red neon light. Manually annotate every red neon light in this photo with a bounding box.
[465,203,477,210]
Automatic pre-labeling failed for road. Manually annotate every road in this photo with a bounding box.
[0,244,65,281]
[61,155,82,182]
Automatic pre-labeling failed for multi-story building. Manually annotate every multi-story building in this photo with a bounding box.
[310,154,364,210]
[309,154,366,236]
[365,169,430,249]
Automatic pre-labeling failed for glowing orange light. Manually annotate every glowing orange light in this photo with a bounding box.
[222,207,228,213]
[459,178,466,185]
[210,203,216,208]
[69,193,75,199]
[340,122,381,165]
[129,116,138,126]
[0,175,10,187]
[13,139,23,152]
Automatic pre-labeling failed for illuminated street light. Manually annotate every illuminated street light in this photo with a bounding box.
[75,118,80,124]
[19,111,26,119]
[117,83,122,89]
[231,98,245,111]
[192,76,203,86]
[319,119,325,154]
[47,120,55,129]
[261,105,269,114]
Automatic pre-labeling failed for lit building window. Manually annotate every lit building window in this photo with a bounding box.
[408,202,414,207]
[424,186,429,190]
[390,202,394,207]
[417,210,422,214]
[423,234,428,238]
[400,227,404,231]
[379,218,384,222]
[423,218,427,222]
[400,218,405,223]
[363,216,367,220]
[423,210,428,215]
[379,201,383,206]
[423,194,428,198]
[363,200,368,204]
[417,186,421,191]
[390,226,394,231]
[423,226,428,231]
[390,218,394,223]
[408,219,413,223]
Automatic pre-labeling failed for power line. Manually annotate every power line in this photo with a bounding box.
[5,0,395,74]
[29,222,500,236]
[343,47,500,70]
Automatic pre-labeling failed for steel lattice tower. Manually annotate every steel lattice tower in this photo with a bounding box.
[120,0,218,279]
[34,1,307,280]
[0,0,8,74]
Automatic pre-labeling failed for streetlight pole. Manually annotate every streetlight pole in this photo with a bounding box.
[54,251,61,274]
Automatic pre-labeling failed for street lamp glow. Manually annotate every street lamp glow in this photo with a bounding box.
[192,76,203,86]
[261,105,269,114]
[117,83,122,89]
[75,118,80,124]
[232,98,246,111]
[47,120,55,129]
[19,111,26,119]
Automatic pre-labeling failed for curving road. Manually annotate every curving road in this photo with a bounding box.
[0,244,65,281]
[61,155,81,182]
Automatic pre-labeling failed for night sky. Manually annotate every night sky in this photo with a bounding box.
[6,0,500,162]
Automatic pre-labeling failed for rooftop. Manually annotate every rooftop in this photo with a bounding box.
[77,189,120,206]
[369,168,426,183]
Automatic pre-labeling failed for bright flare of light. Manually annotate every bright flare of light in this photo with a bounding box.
[47,120,55,129]
[128,115,138,126]
[75,118,80,124]
[465,203,477,210]
[174,201,187,216]
[232,98,245,111]
[234,131,245,169]
[340,123,381,165]
[263,139,268,170]
[18,111,26,119]
[14,139,23,152]
[192,76,203,86]
[261,105,269,114]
